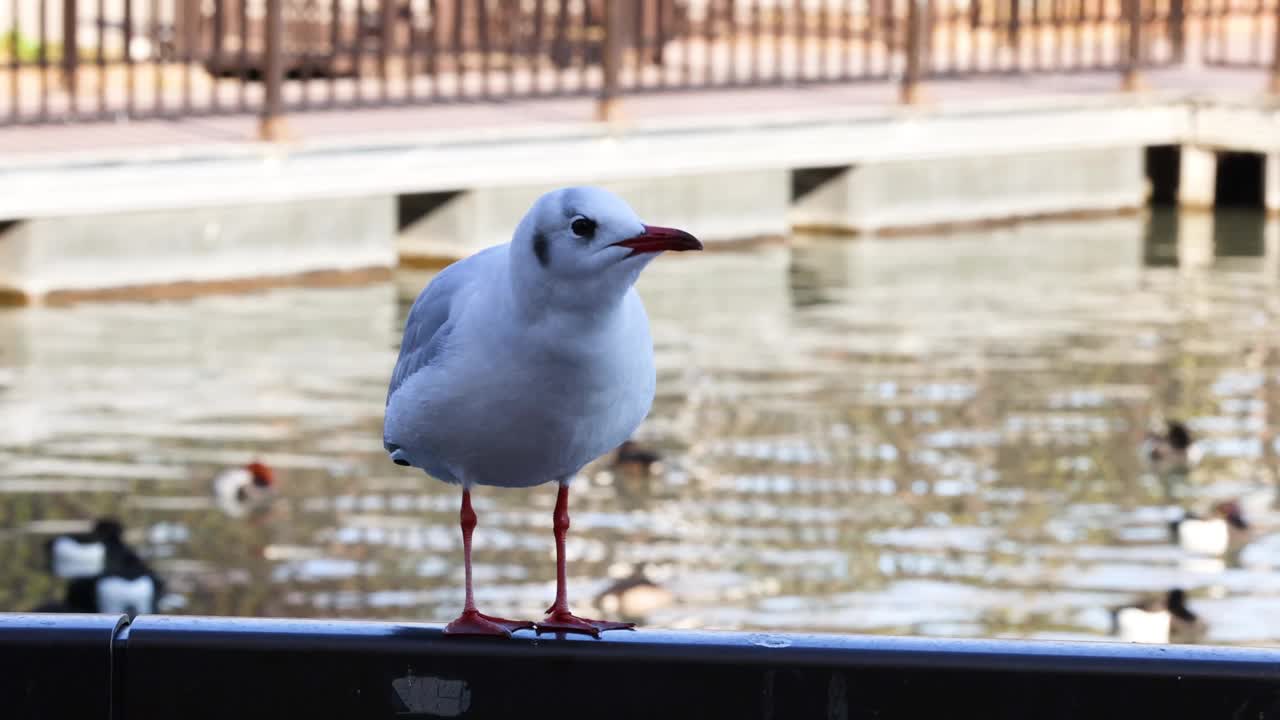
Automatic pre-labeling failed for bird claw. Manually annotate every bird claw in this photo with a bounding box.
[536,610,635,637]
[444,610,536,637]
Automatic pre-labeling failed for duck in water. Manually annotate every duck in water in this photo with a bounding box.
[1142,420,1199,473]
[1111,588,1207,644]
[594,564,676,622]
[46,518,131,580]
[211,461,277,518]
[1169,500,1250,556]
[612,440,664,476]
[37,519,165,619]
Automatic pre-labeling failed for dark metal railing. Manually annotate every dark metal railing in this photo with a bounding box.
[0,0,1277,130]
[3,613,1280,719]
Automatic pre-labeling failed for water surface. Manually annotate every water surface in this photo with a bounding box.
[2,209,1278,645]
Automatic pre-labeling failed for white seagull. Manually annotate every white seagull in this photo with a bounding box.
[383,186,701,637]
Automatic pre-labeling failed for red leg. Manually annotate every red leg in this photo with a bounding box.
[444,488,535,637]
[537,482,635,637]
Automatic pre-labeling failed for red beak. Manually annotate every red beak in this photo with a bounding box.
[611,225,703,256]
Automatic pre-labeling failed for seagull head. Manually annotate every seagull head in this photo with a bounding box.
[513,187,701,309]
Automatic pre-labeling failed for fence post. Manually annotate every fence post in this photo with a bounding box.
[1121,0,1143,90]
[901,0,923,104]
[62,0,78,100]
[1169,0,1185,63]
[1271,0,1280,94]
[259,0,289,140]
[597,0,625,122]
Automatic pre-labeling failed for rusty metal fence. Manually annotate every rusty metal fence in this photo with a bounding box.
[1199,0,1279,67]
[0,0,1277,127]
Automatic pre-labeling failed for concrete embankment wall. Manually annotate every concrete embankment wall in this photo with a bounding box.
[1,95,1278,303]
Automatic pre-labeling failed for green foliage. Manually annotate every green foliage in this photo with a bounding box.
[1,29,61,63]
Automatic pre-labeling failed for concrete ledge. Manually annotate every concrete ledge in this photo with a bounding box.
[0,196,397,304]
[791,147,1146,234]
[0,98,1197,222]
[2,93,1278,300]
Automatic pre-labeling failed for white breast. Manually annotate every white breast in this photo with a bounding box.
[213,468,252,501]
[1115,607,1171,644]
[1178,518,1229,555]
[51,537,106,579]
[1186,444,1205,467]
[96,576,156,615]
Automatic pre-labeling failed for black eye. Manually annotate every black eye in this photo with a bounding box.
[571,217,596,238]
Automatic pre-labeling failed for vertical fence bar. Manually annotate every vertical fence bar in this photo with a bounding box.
[209,0,220,110]
[637,0,650,87]
[151,0,162,115]
[96,0,105,115]
[575,0,587,92]
[259,0,286,138]
[531,0,544,93]
[839,0,849,78]
[505,0,517,97]
[1009,0,1022,69]
[236,0,247,111]
[1122,0,1141,88]
[426,0,438,100]
[353,0,366,102]
[1253,0,1265,62]
[180,0,192,114]
[968,0,980,71]
[793,0,804,81]
[38,0,48,121]
[750,0,760,82]
[727,0,739,84]
[701,0,713,85]
[404,0,415,101]
[902,0,922,101]
[379,0,393,101]
[62,0,78,112]
[1030,0,1040,69]
[1214,0,1226,63]
[1271,0,1280,92]
[597,0,621,119]
[113,0,123,114]
[553,0,566,92]
[475,0,489,98]
[327,0,339,105]
[451,0,464,98]
[818,0,829,79]
[656,0,670,86]
[9,0,19,123]
[1169,0,1184,62]
[864,0,875,76]
[772,0,782,81]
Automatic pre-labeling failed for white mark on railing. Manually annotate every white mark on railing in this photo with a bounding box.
[392,672,471,717]
[748,633,792,649]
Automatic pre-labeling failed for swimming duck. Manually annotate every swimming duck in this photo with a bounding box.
[594,564,676,621]
[212,461,277,517]
[613,440,664,476]
[1142,420,1200,472]
[1169,500,1250,555]
[45,518,136,579]
[1111,588,1207,644]
[34,555,165,619]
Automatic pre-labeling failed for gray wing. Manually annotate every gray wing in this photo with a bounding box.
[385,245,502,407]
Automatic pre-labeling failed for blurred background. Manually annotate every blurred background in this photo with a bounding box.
[1,0,1279,647]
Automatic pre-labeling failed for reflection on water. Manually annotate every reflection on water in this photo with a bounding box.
[1,209,1279,645]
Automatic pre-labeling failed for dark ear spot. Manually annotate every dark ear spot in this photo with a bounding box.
[533,233,550,267]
